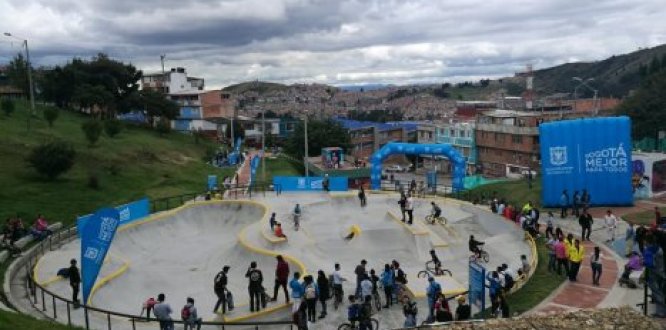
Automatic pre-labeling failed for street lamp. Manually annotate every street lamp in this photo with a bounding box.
[304,110,309,178]
[572,77,598,115]
[261,107,266,183]
[4,32,36,129]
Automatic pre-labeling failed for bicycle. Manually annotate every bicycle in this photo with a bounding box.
[425,214,447,225]
[337,318,379,330]
[469,248,490,263]
[419,261,453,277]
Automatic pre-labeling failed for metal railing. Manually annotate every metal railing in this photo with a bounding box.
[379,179,455,196]
[18,215,295,330]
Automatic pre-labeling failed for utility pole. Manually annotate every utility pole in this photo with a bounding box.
[160,54,166,75]
[262,107,266,183]
[4,32,35,130]
[304,110,309,178]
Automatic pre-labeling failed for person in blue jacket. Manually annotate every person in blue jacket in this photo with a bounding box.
[486,271,503,316]
[380,264,395,308]
[290,272,304,313]
[426,277,442,321]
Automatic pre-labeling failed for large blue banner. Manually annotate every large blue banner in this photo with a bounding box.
[273,176,348,191]
[469,261,486,312]
[77,198,150,229]
[78,207,120,304]
[250,153,261,184]
[540,117,633,206]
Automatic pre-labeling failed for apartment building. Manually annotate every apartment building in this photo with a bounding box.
[435,120,477,173]
[475,110,542,178]
[141,67,204,94]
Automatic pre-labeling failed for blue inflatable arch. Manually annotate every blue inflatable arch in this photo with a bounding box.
[370,142,466,192]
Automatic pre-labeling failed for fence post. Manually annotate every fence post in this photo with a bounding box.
[84,306,90,329]
[107,312,112,330]
[41,288,46,311]
[52,295,57,319]
[67,301,71,325]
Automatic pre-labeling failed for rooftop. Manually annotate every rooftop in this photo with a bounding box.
[480,109,543,118]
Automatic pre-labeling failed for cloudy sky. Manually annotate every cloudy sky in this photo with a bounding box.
[1,0,665,88]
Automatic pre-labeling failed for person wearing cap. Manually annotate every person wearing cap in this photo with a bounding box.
[455,295,471,321]
[213,265,230,314]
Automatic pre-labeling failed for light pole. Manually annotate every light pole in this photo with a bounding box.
[572,77,598,115]
[261,107,266,183]
[304,110,309,178]
[4,32,35,129]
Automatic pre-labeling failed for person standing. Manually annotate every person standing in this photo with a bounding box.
[380,264,394,308]
[398,194,407,222]
[568,239,584,281]
[303,275,318,323]
[625,223,635,257]
[579,210,593,241]
[182,297,202,330]
[554,237,569,276]
[245,261,264,312]
[290,272,304,313]
[425,277,442,321]
[406,194,414,225]
[590,246,603,286]
[560,190,569,218]
[213,265,230,314]
[358,186,367,207]
[273,255,290,303]
[546,237,557,273]
[331,264,346,310]
[153,293,174,330]
[360,274,373,303]
[604,210,617,242]
[316,270,329,319]
[636,225,647,254]
[269,213,277,232]
[354,260,367,297]
[68,259,81,307]
[572,191,581,218]
[581,189,591,213]
[402,296,418,327]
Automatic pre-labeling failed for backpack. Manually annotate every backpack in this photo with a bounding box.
[348,303,360,320]
[504,273,514,290]
[304,284,316,299]
[181,305,191,320]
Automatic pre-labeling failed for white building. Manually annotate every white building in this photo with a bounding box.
[141,67,204,94]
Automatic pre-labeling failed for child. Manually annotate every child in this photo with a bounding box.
[455,295,470,321]
[347,295,360,327]
[520,255,530,275]
[275,223,287,239]
[140,297,157,319]
[545,212,555,239]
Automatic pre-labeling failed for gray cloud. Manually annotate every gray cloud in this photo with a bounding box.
[1,0,664,88]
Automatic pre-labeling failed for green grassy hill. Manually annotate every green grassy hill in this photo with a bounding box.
[0,101,235,227]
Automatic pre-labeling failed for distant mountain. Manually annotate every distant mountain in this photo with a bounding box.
[336,84,394,92]
[532,44,666,98]
[222,81,289,94]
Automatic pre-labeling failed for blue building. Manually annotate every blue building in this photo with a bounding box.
[435,120,477,173]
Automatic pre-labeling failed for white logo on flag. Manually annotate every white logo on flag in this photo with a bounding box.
[84,247,99,260]
[549,146,567,166]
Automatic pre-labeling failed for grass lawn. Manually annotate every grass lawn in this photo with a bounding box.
[0,101,236,228]
[0,309,85,330]
[623,207,664,226]
[462,178,544,208]
[257,155,303,184]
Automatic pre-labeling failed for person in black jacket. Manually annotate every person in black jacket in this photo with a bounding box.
[68,259,81,307]
[579,210,593,241]
[316,270,329,319]
[213,265,230,314]
[245,261,264,312]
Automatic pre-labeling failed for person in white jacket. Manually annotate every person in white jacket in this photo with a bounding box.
[604,210,617,242]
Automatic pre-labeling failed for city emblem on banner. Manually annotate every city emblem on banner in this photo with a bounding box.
[549,146,568,166]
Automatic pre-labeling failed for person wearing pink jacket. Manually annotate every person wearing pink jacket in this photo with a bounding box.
[554,237,569,276]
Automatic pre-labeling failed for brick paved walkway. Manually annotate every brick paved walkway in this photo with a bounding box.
[533,239,619,313]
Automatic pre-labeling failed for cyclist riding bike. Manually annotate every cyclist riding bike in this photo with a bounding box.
[429,249,443,275]
[430,202,442,222]
[469,235,485,259]
[293,204,302,230]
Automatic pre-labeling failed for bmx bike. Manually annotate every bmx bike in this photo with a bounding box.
[425,214,447,225]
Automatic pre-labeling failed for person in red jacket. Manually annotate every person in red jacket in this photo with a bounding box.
[273,255,290,303]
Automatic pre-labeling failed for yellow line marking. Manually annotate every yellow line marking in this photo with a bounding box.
[220,302,291,323]
[386,210,429,236]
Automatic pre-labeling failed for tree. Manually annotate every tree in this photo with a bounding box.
[284,118,351,160]
[1,99,15,116]
[43,107,59,127]
[617,69,666,140]
[81,119,103,146]
[6,53,30,96]
[224,119,246,140]
[26,141,76,180]
[141,90,179,124]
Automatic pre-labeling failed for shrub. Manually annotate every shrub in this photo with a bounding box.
[1,99,15,116]
[26,141,76,180]
[156,118,171,136]
[104,119,122,138]
[81,119,103,146]
[43,107,59,127]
